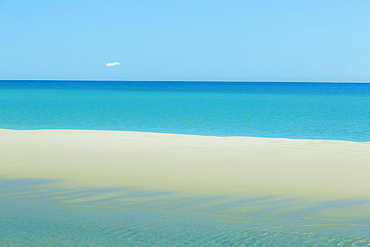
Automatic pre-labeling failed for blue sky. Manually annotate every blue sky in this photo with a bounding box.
[1,0,369,82]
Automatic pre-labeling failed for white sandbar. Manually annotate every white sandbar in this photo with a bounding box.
[1,129,369,200]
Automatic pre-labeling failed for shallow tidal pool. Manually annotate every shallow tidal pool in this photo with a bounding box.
[1,178,370,246]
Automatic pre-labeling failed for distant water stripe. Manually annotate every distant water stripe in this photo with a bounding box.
[1,80,370,94]
[0,80,369,141]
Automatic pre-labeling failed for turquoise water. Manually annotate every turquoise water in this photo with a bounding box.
[1,81,370,246]
[0,80,369,141]
[2,179,370,246]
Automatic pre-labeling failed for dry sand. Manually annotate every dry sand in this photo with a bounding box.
[1,129,369,200]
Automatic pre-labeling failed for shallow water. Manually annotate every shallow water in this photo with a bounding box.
[1,178,370,246]
[0,80,369,141]
[1,81,369,245]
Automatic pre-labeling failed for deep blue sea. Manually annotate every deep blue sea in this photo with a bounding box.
[0,80,369,141]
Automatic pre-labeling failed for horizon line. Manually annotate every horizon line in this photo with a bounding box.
[1,79,370,83]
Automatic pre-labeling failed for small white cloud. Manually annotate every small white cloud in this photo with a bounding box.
[350,66,355,70]
[106,62,120,67]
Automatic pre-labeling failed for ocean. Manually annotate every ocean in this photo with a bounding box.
[0,80,369,141]
[1,80,370,246]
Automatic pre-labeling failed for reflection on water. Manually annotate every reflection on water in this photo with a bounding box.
[1,178,370,246]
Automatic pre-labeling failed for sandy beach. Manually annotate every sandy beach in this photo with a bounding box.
[1,129,369,201]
